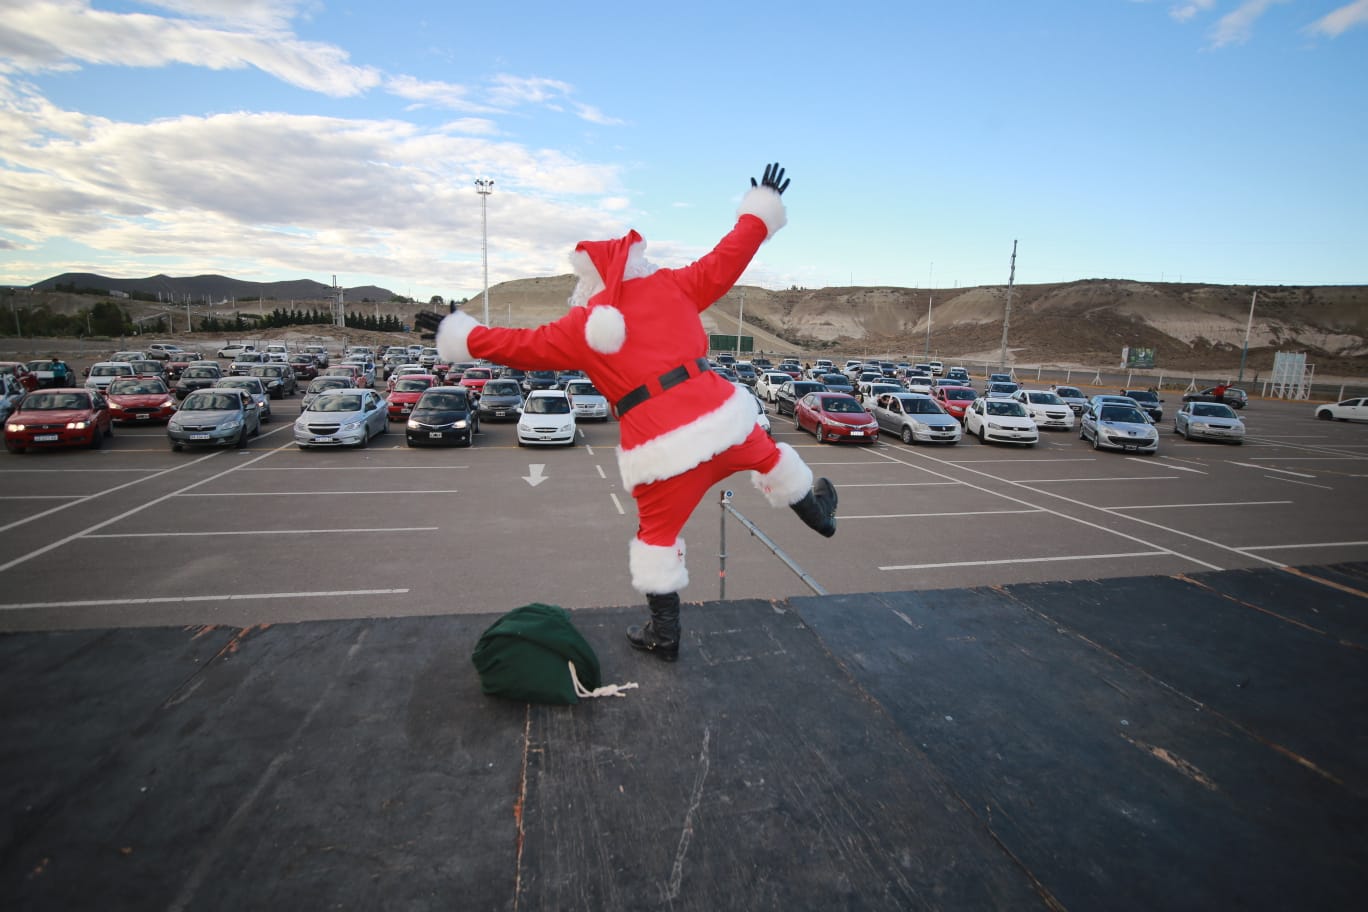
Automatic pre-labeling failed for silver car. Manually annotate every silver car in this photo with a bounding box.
[294,388,388,448]
[214,376,273,423]
[564,379,610,421]
[168,389,260,450]
[870,392,962,445]
[1174,401,1245,444]
[1080,401,1159,454]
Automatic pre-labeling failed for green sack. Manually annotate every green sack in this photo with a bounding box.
[471,603,637,705]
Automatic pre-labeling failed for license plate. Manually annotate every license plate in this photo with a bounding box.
[312,436,335,443]
[428,431,443,439]
[494,410,507,417]
[190,433,210,441]
[137,414,150,420]
[402,406,412,412]
[850,430,864,436]
[35,434,58,442]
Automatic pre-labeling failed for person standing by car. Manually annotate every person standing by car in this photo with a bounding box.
[419,163,837,664]
[48,356,69,387]
[1212,382,1228,400]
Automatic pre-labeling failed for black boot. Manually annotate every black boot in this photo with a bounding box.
[627,592,681,662]
[791,477,838,537]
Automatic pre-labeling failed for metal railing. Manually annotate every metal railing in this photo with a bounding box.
[718,489,827,598]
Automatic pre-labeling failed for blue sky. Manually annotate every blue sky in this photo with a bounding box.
[0,0,1364,304]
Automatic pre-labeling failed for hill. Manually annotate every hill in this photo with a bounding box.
[30,272,396,305]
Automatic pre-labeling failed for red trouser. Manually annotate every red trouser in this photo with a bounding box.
[632,424,781,547]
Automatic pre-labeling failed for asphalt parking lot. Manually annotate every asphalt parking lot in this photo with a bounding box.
[2,385,1366,632]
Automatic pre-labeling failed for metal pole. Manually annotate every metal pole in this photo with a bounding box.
[1000,240,1017,371]
[925,261,933,360]
[719,489,730,599]
[735,290,745,359]
[1238,289,1257,383]
[475,178,494,326]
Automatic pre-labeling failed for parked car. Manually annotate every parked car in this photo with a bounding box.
[755,371,792,404]
[1315,397,1368,422]
[869,392,962,445]
[564,379,610,421]
[0,361,39,392]
[300,376,357,411]
[111,350,149,363]
[4,388,113,452]
[293,388,388,448]
[386,375,437,421]
[856,381,904,406]
[1183,386,1248,409]
[229,351,269,376]
[24,359,74,388]
[406,387,479,447]
[733,362,758,386]
[818,373,854,394]
[386,364,428,392]
[988,372,1014,386]
[173,362,223,398]
[249,363,297,399]
[84,361,136,393]
[1052,385,1090,415]
[794,392,880,444]
[1121,389,1165,422]
[1174,401,1245,443]
[985,381,1020,398]
[127,359,168,382]
[214,376,274,422]
[167,388,260,450]
[320,365,367,388]
[933,385,977,421]
[340,358,376,387]
[904,374,935,395]
[1080,401,1159,454]
[945,367,971,385]
[216,343,254,358]
[964,397,1039,446]
[105,378,178,424]
[1012,389,1076,431]
[459,367,495,396]
[928,360,944,376]
[146,343,185,360]
[287,354,319,382]
[517,389,577,446]
[774,379,827,417]
[476,379,524,422]
[301,345,330,368]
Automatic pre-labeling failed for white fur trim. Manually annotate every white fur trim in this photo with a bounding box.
[567,241,657,308]
[737,186,787,239]
[629,537,688,594]
[617,384,756,490]
[585,305,626,354]
[751,442,814,507]
[435,310,479,364]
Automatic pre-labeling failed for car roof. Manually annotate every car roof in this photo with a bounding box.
[527,388,568,397]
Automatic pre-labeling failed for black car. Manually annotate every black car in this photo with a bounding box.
[820,372,855,394]
[1121,389,1164,421]
[774,380,828,417]
[173,363,223,398]
[1183,386,1248,409]
[405,387,479,447]
[476,379,524,421]
[249,363,297,399]
[522,370,558,394]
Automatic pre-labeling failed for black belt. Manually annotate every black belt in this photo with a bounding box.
[616,358,711,417]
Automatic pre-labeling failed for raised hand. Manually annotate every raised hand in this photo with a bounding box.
[750,162,790,195]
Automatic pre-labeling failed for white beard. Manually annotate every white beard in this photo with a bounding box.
[567,240,658,308]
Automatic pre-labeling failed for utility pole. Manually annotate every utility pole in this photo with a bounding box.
[736,289,745,359]
[475,178,494,326]
[999,240,1017,372]
[1238,289,1257,383]
[925,261,934,360]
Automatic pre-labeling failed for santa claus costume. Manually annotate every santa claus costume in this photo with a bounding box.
[428,163,837,661]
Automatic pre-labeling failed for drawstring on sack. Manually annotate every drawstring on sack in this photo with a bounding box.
[569,660,639,699]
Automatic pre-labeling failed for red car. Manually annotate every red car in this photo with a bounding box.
[106,378,179,424]
[794,392,879,444]
[287,355,319,382]
[4,388,113,453]
[934,385,978,421]
[459,367,494,395]
[386,374,437,420]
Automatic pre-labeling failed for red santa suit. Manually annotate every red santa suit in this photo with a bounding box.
[435,184,814,595]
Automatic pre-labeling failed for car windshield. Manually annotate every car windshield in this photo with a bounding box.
[821,397,864,414]
[821,374,849,384]
[309,378,351,393]
[1055,387,1083,398]
[109,380,166,395]
[92,365,131,377]
[1191,403,1236,418]
[904,398,943,414]
[394,378,432,392]
[218,379,260,392]
[986,401,1028,417]
[23,392,90,410]
[1127,391,1158,403]
[463,369,492,380]
[530,371,556,380]
[484,381,520,396]
[566,383,601,397]
[183,393,241,411]
[989,383,1016,393]
[311,395,364,413]
[1101,406,1148,423]
[1028,392,1064,405]
[943,388,976,400]
[418,392,468,410]
[251,366,282,376]
[525,395,570,414]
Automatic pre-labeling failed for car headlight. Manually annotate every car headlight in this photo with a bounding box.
[7,422,24,432]
[222,419,242,430]
[454,419,468,429]
[987,422,1005,430]
[341,416,364,428]
[406,419,420,430]
[66,420,89,430]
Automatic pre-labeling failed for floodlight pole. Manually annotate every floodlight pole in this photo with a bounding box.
[1238,289,1257,383]
[925,261,933,360]
[999,240,1017,371]
[475,178,494,326]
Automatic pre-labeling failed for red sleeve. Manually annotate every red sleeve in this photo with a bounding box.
[672,214,769,314]
[467,307,589,371]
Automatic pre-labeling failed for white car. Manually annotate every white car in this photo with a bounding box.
[964,397,1039,446]
[517,389,577,446]
[1012,389,1076,431]
[294,388,388,448]
[85,361,136,392]
[564,379,610,421]
[755,371,791,403]
[217,343,254,358]
[1174,401,1245,443]
[1315,397,1368,422]
[904,375,934,395]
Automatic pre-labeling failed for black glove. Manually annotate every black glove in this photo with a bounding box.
[414,310,443,341]
[751,162,790,195]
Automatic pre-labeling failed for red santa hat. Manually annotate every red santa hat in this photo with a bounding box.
[569,229,647,355]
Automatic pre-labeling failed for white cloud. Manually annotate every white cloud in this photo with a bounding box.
[1306,0,1368,37]
[137,0,316,32]
[1210,0,1290,47]
[1170,0,1216,23]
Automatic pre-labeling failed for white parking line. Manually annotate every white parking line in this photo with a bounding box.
[0,495,85,500]
[1014,475,1182,483]
[0,588,411,612]
[609,492,626,515]
[1231,462,1315,478]
[1263,476,1334,490]
[880,552,1164,571]
[837,482,960,488]
[239,466,468,470]
[943,458,1097,464]
[1239,540,1368,552]
[844,509,1042,520]
[174,490,461,496]
[1108,500,1293,510]
[86,527,438,538]
[1128,457,1205,474]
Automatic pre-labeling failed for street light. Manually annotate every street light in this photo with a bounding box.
[474,178,494,326]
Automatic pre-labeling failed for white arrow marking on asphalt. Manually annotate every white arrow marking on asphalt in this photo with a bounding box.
[523,464,548,487]
[1230,461,1315,478]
